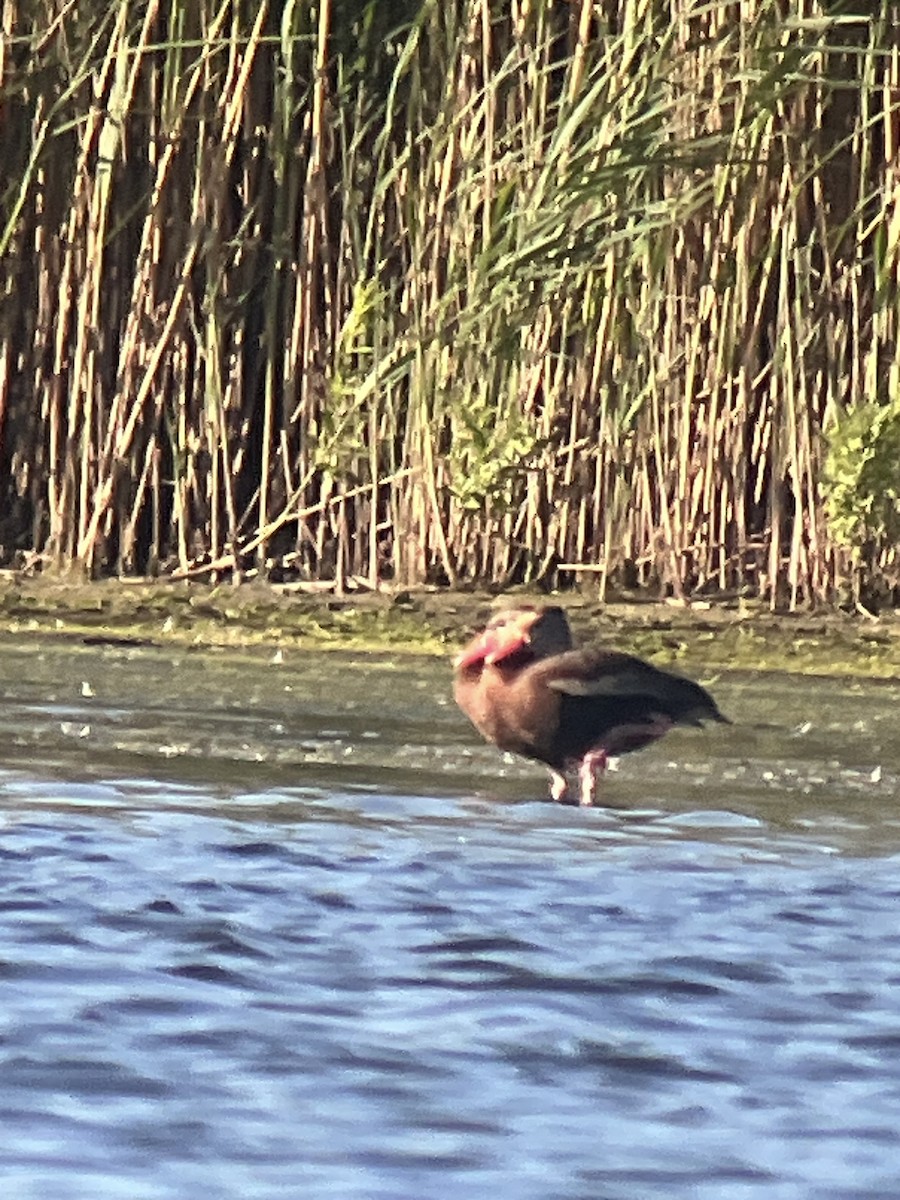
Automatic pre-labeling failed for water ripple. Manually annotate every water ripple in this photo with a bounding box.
[0,641,899,1198]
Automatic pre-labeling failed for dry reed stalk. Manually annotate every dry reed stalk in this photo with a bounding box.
[0,0,897,602]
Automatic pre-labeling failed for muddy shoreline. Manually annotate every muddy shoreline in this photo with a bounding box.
[0,576,898,678]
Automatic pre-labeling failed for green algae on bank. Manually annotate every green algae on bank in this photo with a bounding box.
[1,577,900,679]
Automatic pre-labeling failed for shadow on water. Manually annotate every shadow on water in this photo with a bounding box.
[0,634,899,1200]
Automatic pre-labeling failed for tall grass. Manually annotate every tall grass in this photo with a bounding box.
[0,0,897,606]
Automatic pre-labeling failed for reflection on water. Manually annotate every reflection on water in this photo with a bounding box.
[0,635,899,1200]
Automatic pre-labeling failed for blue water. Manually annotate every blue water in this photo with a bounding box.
[0,636,899,1199]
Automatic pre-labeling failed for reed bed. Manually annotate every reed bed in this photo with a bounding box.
[0,0,897,607]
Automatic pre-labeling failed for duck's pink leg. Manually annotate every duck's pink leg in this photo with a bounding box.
[578,750,609,806]
[549,770,569,802]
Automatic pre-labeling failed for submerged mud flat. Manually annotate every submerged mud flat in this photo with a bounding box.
[0,636,899,1199]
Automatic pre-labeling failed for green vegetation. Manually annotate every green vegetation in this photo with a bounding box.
[1,1,898,609]
[823,401,900,602]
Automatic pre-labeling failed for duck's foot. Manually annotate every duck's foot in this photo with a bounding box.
[578,750,609,806]
[549,770,569,803]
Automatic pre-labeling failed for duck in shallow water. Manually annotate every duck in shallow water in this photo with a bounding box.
[453,605,729,805]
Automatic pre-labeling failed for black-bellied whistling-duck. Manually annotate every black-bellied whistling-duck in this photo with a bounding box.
[453,606,729,805]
